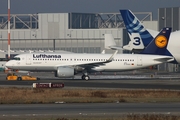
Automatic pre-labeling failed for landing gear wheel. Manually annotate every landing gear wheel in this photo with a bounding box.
[84,76,90,81]
[17,77,22,81]
[81,75,85,80]
[81,75,90,81]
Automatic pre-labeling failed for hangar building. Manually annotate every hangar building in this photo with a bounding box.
[0,11,155,54]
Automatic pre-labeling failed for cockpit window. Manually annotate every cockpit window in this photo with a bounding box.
[13,57,20,61]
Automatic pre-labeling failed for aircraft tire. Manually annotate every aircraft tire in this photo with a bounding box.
[84,75,90,81]
[82,75,90,80]
[17,77,22,81]
[81,75,85,80]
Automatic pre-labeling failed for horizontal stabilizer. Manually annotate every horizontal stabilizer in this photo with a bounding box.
[154,57,174,62]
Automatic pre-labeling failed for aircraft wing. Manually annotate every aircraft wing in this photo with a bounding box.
[55,50,118,68]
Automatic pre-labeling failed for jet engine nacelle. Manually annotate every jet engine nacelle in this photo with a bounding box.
[55,66,74,78]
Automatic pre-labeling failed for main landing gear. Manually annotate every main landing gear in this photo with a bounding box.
[81,74,90,81]
[81,70,90,81]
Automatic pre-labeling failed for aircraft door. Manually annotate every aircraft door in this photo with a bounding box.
[26,54,31,65]
[137,56,142,66]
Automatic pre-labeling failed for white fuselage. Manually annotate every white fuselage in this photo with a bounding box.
[5,53,173,72]
[166,31,180,63]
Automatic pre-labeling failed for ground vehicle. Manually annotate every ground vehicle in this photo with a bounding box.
[6,73,40,81]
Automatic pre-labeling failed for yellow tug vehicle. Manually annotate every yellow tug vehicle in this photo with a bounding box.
[6,73,40,81]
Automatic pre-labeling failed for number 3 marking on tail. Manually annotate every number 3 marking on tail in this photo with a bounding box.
[133,37,141,45]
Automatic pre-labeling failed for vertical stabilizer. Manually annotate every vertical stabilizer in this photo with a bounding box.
[120,9,154,47]
[105,34,116,49]
[141,27,171,55]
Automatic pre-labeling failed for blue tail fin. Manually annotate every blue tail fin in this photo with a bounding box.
[120,9,153,46]
[141,27,171,55]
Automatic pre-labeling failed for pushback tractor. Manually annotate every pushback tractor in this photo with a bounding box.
[6,73,40,81]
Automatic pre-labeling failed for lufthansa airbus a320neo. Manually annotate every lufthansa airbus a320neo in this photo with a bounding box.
[5,27,174,80]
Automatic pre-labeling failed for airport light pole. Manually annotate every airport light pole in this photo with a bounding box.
[8,0,11,59]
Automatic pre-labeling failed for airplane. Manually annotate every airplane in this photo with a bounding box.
[0,61,6,71]
[0,58,10,72]
[120,9,180,64]
[5,27,174,80]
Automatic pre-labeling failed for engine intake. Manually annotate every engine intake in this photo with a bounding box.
[55,66,74,78]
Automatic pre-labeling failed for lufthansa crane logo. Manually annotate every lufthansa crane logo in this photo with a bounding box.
[155,35,167,48]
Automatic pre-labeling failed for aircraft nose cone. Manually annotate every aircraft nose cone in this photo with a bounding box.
[5,61,12,68]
